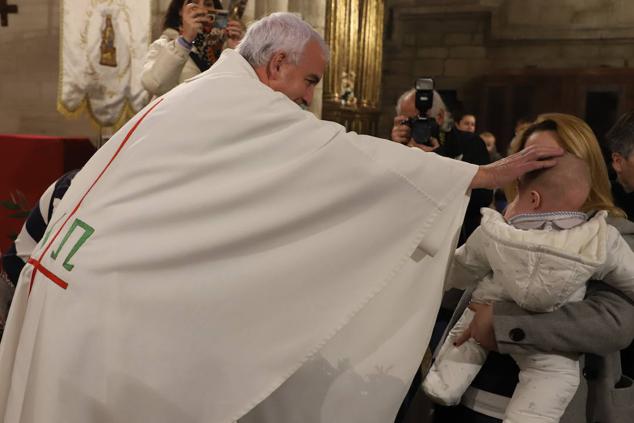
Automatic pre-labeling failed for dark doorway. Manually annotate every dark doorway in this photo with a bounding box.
[585,90,620,174]
[438,90,461,118]
[585,90,619,144]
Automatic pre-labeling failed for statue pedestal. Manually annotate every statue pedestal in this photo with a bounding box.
[322,101,382,136]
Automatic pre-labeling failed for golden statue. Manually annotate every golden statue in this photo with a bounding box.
[99,15,117,67]
[340,71,357,107]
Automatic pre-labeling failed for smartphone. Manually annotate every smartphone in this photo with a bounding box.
[212,10,229,29]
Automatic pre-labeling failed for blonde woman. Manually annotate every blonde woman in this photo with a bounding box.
[430,113,634,423]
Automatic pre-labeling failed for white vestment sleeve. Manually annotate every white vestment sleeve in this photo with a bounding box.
[347,133,477,256]
[241,187,470,423]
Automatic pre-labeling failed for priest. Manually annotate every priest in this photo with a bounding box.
[0,12,561,423]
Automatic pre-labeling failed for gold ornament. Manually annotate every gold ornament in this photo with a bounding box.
[99,15,117,67]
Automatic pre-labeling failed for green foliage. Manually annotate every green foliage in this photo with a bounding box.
[1,190,30,242]
[0,201,21,210]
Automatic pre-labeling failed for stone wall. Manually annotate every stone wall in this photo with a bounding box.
[0,0,96,139]
[379,0,634,139]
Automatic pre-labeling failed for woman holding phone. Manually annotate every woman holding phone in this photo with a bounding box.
[142,0,245,97]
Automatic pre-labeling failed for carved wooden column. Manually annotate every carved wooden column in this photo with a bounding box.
[322,0,384,136]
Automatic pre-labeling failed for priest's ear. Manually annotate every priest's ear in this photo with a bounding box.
[267,51,287,81]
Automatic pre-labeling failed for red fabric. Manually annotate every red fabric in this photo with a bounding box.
[0,134,96,255]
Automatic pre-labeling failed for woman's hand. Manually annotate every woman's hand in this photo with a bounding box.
[225,20,244,49]
[181,2,211,43]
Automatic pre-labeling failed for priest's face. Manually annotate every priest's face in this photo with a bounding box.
[268,40,326,108]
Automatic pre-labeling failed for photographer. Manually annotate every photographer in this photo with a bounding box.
[142,0,244,97]
[391,88,493,242]
[392,90,494,422]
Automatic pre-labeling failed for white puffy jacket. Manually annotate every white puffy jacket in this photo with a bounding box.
[449,208,634,312]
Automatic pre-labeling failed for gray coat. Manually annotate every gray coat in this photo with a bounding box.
[493,280,634,423]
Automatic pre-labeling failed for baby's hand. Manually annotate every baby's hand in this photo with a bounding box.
[454,303,497,351]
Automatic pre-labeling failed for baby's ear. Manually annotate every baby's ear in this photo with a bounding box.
[529,190,542,210]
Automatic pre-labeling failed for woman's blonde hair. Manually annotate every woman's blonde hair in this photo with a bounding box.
[507,113,624,217]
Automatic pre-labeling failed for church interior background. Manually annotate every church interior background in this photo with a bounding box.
[3,0,634,144]
[2,0,634,319]
[1,1,632,421]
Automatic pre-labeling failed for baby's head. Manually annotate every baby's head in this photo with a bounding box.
[505,151,591,220]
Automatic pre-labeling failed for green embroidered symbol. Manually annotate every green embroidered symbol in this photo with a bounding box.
[41,213,67,246]
[50,218,95,271]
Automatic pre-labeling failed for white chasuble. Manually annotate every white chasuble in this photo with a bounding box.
[58,0,151,128]
[0,50,475,423]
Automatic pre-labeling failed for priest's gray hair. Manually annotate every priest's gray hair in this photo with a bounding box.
[395,88,453,132]
[237,12,330,67]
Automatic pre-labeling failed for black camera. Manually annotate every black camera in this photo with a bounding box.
[401,78,438,146]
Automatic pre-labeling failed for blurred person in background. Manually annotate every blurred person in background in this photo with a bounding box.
[142,0,245,97]
[457,113,477,133]
[479,131,502,162]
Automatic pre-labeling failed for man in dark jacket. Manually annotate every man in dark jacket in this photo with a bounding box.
[391,89,492,244]
[606,111,634,223]
[391,89,493,422]
[605,111,634,379]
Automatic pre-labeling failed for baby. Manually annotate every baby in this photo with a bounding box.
[423,153,634,423]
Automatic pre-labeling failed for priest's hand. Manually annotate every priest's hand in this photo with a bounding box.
[470,144,564,189]
[454,303,498,351]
